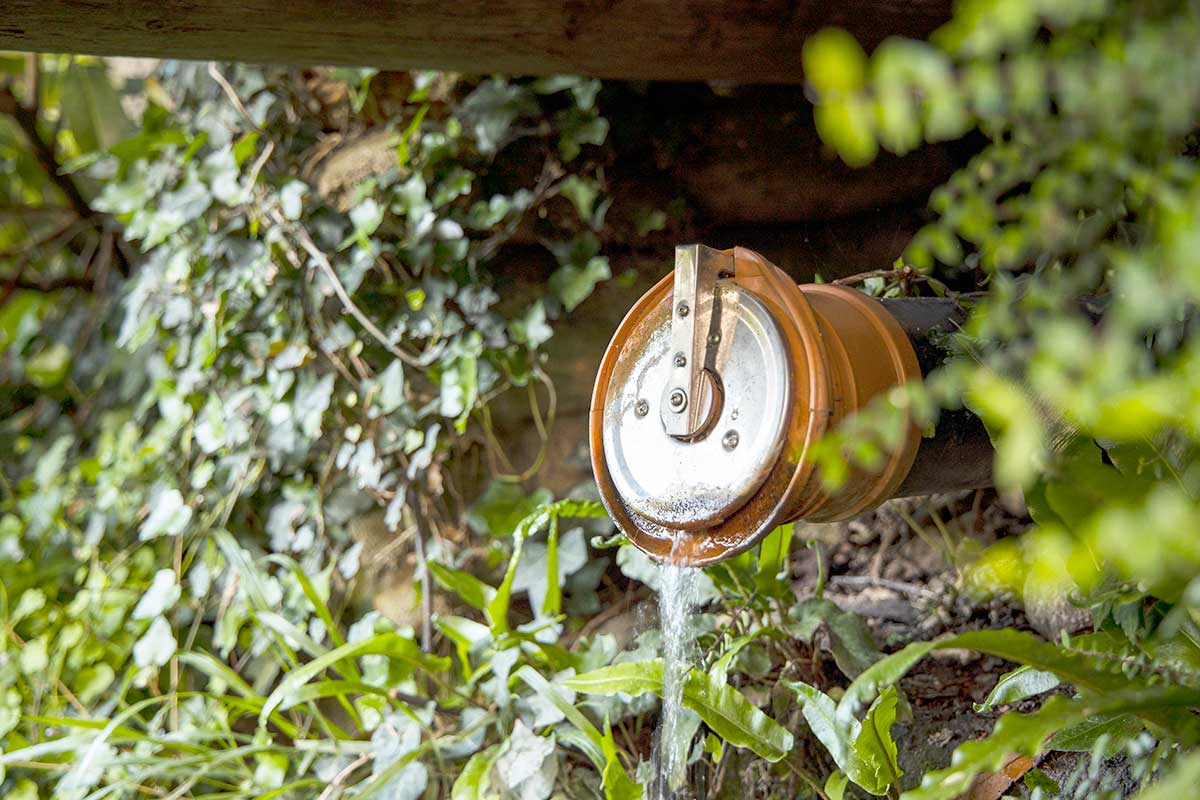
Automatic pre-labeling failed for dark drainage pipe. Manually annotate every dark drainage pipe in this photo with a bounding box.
[881,297,994,497]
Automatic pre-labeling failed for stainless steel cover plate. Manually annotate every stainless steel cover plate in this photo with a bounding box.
[601,283,791,529]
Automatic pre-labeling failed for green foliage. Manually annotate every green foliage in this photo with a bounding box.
[795,1,1200,794]
[3,0,1200,795]
[786,680,903,796]
[563,660,794,762]
[0,56,637,799]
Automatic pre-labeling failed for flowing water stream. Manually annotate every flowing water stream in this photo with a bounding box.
[651,537,702,799]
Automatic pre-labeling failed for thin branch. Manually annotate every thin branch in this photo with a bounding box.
[2,275,95,292]
[316,752,372,800]
[477,160,562,262]
[275,210,422,366]
[208,62,264,132]
[0,84,92,221]
[826,574,938,600]
[566,585,653,648]
[0,72,133,278]
[832,267,919,286]
[406,484,435,654]
[243,139,275,199]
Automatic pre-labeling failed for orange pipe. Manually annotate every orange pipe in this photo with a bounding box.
[590,247,923,565]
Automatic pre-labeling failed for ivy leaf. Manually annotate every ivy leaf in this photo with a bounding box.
[787,597,882,679]
[492,721,556,800]
[513,525,589,617]
[468,481,553,537]
[439,353,478,433]
[341,197,384,250]
[550,256,610,312]
[532,75,602,111]
[139,488,192,540]
[25,342,72,387]
[280,180,307,219]
[375,360,406,414]
[370,710,429,800]
[295,372,334,439]
[458,79,536,155]
[558,175,601,227]
[511,300,554,349]
[132,568,181,620]
[556,108,609,161]
[515,665,606,767]
[133,616,177,668]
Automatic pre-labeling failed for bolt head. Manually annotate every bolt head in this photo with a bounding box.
[707,331,721,346]
[668,389,687,411]
[676,301,690,317]
[722,430,739,450]
[673,352,687,367]
[635,399,649,417]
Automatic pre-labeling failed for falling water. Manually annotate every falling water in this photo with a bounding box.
[651,537,702,799]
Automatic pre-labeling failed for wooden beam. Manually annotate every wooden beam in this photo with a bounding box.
[1,1,952,83]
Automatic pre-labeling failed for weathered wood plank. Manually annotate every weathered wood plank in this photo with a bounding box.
[1,1,951,83]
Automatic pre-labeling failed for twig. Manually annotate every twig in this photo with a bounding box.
[567,585,653,648]
[170,529,184,733]
[832,267,921,286]
[1,275,95,293]
[242,140,275,201]
[406,485,434,654]
[869,527,895,580]
[783,760,830,800]
[476,365,558,482]
[207,62,264,132]
[277,211,423,367]
[1,81,91,222]
[477,160,562,262]
[0,73,132,277]
[827,574,938,600]
[316,752,372,800]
